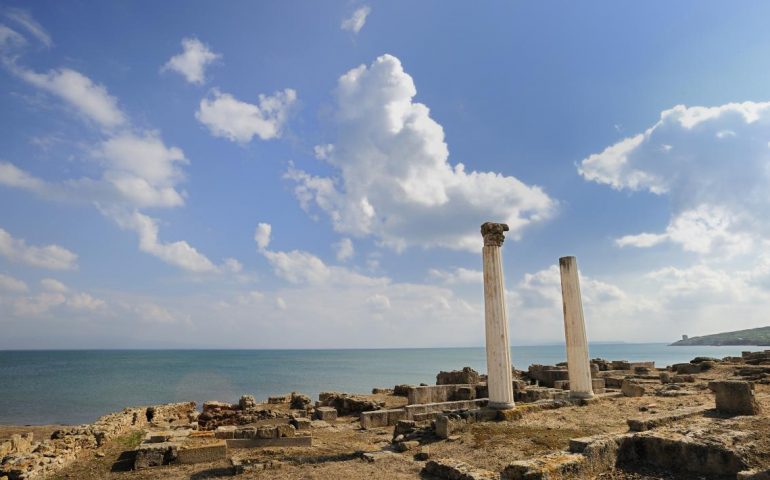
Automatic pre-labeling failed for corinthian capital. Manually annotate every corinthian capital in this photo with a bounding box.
[480,222,509,247]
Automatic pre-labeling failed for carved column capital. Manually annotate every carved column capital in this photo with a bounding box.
[480,222,509,247]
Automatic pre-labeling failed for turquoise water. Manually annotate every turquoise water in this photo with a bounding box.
[0,344,762,425]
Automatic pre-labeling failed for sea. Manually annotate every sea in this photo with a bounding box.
[0,344,763,425]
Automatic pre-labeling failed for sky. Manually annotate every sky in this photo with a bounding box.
[2,1,770,349]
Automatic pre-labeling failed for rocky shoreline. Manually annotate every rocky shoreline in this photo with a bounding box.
[2,350,770,479]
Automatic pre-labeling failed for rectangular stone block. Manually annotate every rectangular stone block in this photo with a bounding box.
[134,442,179,469]
[214,426,236,439]
[314,407,337,421]
[709,380,762,415]
[177,441,227,464]
[359,410,387,429]
[226,436,312,448]
[291,417,312,430]
[256,426,276,439]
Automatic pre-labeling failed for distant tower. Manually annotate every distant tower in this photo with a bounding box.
[682,335,689,341]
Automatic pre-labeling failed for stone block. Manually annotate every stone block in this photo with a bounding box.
[502,453,587,480]
[276,424,296,438]
[659,372,671,383]
[176,441,227,464]
[621,380,645,397]
[672,374,695,383]
[214,426,236,439]
[290,417,312,430]
[592,378,606,393]
[234,427,255,439]
[314,407,338,421]
[454,386,475,400]
[673,363,702,374]
[256,426,276,439]
[134,442,179,469]
[436,367,481,385]
[709,380,762,415]
[393,384,412,396]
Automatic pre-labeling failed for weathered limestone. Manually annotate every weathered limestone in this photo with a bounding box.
[481,222,515,410]
[406,384,477,405]
[176,441,227,464]
[314,407,338,421]
[436,367,481,385]
[709,380,762,415]
[359,408,407,429]
[559,256,594,400]
[621,379,646,397]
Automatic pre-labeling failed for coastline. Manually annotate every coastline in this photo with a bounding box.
[2,351,770,479]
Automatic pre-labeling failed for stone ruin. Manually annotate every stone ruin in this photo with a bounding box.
[0,402,196,480]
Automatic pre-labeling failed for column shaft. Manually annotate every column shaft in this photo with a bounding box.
[483,245,515,409]
[559,256,594,399]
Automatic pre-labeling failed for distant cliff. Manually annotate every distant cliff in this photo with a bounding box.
[671,326,770,346]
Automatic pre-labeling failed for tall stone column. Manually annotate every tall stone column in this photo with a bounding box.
[559,256,594,399]
[481,222,515,410]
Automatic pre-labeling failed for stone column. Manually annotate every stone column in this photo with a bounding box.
[559,256,594,399]
[481,222,515,410]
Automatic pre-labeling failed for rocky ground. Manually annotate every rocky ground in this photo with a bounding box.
[3,357,769,480]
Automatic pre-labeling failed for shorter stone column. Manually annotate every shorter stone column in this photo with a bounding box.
[559,256,594,399]
[481,222,515,410]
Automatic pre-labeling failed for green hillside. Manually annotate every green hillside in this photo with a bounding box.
[671,326,770,346]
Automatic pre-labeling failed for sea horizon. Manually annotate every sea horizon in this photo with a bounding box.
[0,343,763,426]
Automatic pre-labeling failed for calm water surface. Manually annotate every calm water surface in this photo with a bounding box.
[0,344,762,425]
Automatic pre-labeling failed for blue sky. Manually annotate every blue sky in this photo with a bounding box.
[2,1,770,348]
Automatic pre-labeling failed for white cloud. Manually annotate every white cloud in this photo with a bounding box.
[288,54,555,252]
[67,292,105,310]
[96,131,188,208]
[0,161,46,193]
[580,101,770,257]
[133,302,185,325]
[10,65,126,130]
[334,237,354,261]
[429,267,483,285]
[615,204,753,257]
[0,24,26,49]
[40,278,68,292]
[0,228,78,270]
[341,6,371,34]
[5,8,51,48]
[162,37,220,85]
[113,210,217,273]
[254,223,272,250]
[0,273,28,293]
[196,88,297,143]
[12,291,66,316]
[262,249,331,285]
